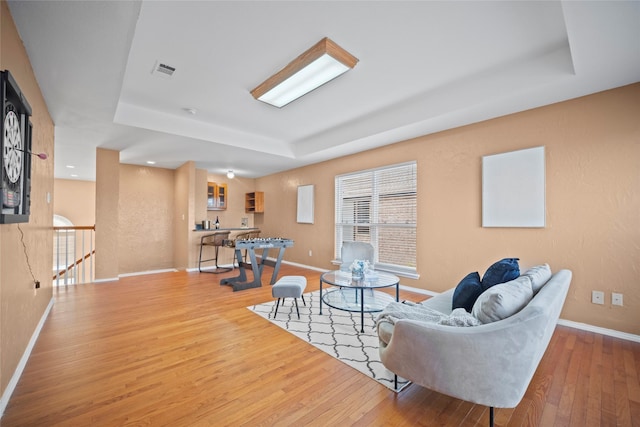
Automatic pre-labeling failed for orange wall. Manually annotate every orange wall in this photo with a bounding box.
[256,84,640,335]
[95,148,119,280]
[118,164,175,274]
[0,0,55,393]
[56,165,177,276]
[173,161,193,269]
[53,179,95,226]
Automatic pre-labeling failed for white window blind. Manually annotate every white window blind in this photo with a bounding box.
[335,161,417,276]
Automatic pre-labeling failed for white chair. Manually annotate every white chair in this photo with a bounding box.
[338,241,375,302]
[340,241,374,269]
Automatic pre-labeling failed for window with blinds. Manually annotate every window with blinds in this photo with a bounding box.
[335,161,417,276]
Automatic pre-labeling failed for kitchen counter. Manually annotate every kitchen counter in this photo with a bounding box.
[193,227,259,232]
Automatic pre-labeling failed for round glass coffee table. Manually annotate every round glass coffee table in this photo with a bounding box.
[320,270,400,332]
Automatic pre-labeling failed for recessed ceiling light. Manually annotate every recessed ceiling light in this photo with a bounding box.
[66,165,75,169]
[146,160,156,165]
[70,174,78,178]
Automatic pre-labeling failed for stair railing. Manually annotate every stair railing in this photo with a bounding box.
[53,225,96,286]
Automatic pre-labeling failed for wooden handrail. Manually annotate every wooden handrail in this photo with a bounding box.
[53,249,96,280]
[53,225,95,231]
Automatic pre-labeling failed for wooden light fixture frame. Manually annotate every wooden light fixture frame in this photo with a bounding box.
[250,37,358,103]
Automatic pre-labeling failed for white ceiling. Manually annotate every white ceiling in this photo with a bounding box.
[7,1,640,181]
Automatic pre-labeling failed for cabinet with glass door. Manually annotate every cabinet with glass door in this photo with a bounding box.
[207,182,228,210]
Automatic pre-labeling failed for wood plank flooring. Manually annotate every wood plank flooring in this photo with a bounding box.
[2,265,639,426]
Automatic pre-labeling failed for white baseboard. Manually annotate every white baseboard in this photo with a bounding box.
[65,269,180,284]
[398,285,439,297]
[281,259,327,273]
[186,264,234,273]
[93,277,119,284]
[557,319,640,343]
[0,297,55,417]
[119,268,178,278]
[55,277,119,286]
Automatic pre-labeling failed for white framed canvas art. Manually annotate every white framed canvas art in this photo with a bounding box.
[297,185,314,224]
[482,146,545,228]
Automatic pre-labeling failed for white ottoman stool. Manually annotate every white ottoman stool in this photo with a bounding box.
[272,276,307,319]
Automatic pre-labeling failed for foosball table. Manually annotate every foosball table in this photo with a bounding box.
[220,237,294,291]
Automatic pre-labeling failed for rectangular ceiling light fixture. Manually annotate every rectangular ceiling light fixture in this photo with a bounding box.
[251,37,358,108]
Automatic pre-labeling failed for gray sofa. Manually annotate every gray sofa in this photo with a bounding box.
[377,269,572,414]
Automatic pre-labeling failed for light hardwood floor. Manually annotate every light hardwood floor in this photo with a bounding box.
[3,265,640,426]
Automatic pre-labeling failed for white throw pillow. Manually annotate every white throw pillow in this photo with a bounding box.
[522,263,552,293]
[471,276,533,324]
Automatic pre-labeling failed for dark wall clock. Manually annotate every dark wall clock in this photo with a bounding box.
[1,70,33,224]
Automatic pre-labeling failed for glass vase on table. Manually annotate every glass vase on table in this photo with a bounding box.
[350,259,369,281]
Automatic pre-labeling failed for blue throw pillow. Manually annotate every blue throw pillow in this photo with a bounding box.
[452,272,483,312]
[481,258,520,290]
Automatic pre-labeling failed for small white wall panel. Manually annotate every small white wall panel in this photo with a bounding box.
[297,185,314,224]
[482,146,545,228]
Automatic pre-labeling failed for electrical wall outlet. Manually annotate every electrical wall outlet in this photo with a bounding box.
[308,250,313,257]
[612,292,623,306]
[592,290,605,305]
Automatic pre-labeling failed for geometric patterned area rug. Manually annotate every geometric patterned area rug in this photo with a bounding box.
[247,290,410,392]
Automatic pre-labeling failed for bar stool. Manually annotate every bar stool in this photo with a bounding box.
[198,231,232,273]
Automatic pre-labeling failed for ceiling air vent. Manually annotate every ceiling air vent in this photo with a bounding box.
[152,61,176,78]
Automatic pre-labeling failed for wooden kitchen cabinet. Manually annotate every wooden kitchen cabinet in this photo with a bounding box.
[207,182,228,210]
[245,191,264,213]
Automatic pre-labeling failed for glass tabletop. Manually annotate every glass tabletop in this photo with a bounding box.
[321,270,399,289]
[322,287,395,313]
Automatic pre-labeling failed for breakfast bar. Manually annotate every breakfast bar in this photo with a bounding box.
[195,227,260,273]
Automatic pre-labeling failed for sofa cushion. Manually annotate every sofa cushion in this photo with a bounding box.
[452,272,483,312]
[522,263,552,293]
[481,257,520,290]
[472,275,533,323]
